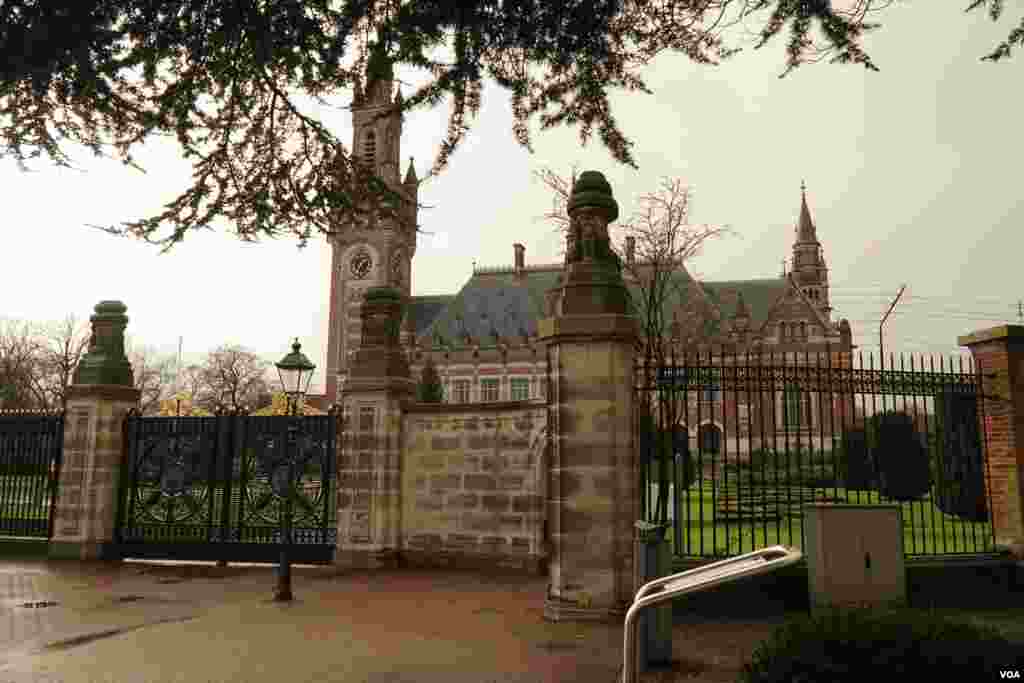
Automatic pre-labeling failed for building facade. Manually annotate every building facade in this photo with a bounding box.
[323,59,855,456]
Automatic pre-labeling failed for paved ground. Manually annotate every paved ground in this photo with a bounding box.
[0,559,781,683]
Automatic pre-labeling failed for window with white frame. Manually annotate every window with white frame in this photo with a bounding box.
[480,378,500,402]
[783,384,812,428]
[452,379,470,404]
[511,377,530,401]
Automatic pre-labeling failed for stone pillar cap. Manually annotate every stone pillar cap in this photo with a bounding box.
[958,325,1024,347]
[93,301,128,316]
[567,170,619,222]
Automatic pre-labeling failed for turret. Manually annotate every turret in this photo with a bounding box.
[790,181,831,320]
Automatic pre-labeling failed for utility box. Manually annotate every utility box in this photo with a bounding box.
[803,504,907,612]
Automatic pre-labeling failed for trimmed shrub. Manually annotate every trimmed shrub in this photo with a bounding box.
[640,413,696,491]
[871,412,931,501]
[741,607,1023,683]
[932,391,989,522]
[417,357,444,403]
[838,428,874,490]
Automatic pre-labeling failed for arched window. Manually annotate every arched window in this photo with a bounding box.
[783,384,813,428]
[698,423,722,454]
[779,323,786,340]
[363,130,376,166]
[799,321,807,339]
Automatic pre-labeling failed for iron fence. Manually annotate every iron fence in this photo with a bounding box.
[0,410,64,538]
[116,409,338,563]
[635,347,994,559]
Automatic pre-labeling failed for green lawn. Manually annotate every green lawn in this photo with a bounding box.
[648,482,995,558]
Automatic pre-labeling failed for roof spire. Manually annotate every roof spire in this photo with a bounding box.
[404,156,418,185]
[733,291,750,319]
[796,180,818,244]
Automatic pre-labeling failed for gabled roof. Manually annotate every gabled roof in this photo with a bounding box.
[750,273,835,336]
[700,278,788,332]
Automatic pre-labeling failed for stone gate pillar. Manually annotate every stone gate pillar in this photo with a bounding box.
[49,301,140,560]
[539,171,639,621]
[959,325,1024,554]
[336,287,414,569]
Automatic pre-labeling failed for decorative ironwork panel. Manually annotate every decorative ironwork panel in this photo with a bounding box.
[117,412,338,563]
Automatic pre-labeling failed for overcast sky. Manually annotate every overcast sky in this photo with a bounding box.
[1,2,1020,392]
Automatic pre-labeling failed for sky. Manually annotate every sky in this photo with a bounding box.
[1,2,1021,393]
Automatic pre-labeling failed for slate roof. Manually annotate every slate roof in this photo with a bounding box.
[416,267,563,346]
[407,295,455,335]
[411,267,799,347]
[700,278,788,333]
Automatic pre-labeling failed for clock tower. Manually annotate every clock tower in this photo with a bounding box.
[325,45,419,402]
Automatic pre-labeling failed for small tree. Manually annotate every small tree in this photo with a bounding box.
[418,357,444,403]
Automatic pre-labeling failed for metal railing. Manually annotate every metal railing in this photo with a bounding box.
[0,410,64,539]
[621,545,803,683]
[636,347,995,559]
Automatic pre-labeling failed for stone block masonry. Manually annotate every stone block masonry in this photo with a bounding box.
[402,404,548,573]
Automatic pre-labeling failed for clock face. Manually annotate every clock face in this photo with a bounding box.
[350,251,372,279]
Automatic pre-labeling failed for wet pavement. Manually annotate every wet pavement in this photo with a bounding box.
[0,560,630,683]
[0,560,771,682]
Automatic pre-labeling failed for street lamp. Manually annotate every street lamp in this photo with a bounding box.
[272,338,316,602]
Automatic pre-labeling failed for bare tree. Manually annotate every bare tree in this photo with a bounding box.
[616,178,731,364]
[0,318,45,410]
[536,171,731,527]
[531,165,580,258]
[125,338,176,416]
[36,315,90,411]
[534,169,730,358]
[173,364,203,401]
[199,345,271,413]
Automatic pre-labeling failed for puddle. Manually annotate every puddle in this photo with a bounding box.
[41,615,198,652]
[114,596,146,603]
[537,640,580,652]
[0,599,60,610]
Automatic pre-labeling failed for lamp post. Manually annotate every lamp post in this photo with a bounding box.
[273,338,316,602]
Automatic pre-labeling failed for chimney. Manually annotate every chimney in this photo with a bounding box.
[513,243,525,274]
[625,236,636,266]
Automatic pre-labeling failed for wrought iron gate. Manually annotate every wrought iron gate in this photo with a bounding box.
[0,410,64,539]
[116,411,338,563]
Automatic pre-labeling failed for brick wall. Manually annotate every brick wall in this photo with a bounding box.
[401,403,548,573]
[959,327,1024,548]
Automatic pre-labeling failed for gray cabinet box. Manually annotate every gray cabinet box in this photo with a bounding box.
[803,503,907,611]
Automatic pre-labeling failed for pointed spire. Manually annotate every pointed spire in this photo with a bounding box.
[394,86,403,104]
[796,180,818,244]
[733,291,750,319]
[404,156,417,185]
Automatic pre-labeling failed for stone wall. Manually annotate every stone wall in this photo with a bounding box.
[401,402,548,573]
